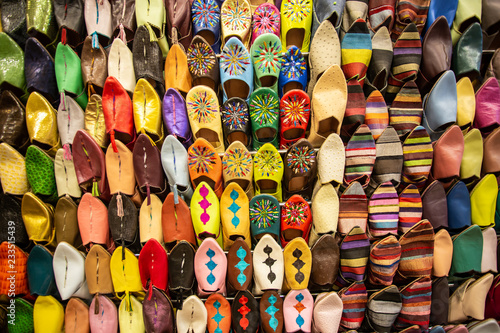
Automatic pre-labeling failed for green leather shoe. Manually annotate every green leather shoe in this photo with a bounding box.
[250,33,282,93]
[0,33,27,100]
[249,87,280,150]
[452,22,483,80]
[54,42,88,109]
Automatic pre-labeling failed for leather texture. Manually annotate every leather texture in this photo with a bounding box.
[422,181,448,229]
[54,195,81,247]
[119,295,145,332]
[168,241,196,308]
[27,244,58,296]
[227,237,253,292]
[446,180,472,230]
[0,32,26,98]
[452,22,483,80]
[252,234,284,295]
[25,145,57,201]
[105,140,135,195]
[483,127,500,174]
[110,246,144,299]
[64,297,90,333]
[57,94,85,147]
[194,237,227,296]
[221,183,251,250]
[133,25,164,94]
[89,294,118,332]
[474,78,500,137]
[0,143,29,195]
[108,37,136,93]
[166,0,193,49]
[177,295,207,333]
[143,286,174,333]
[110,0,136,42]
[24,37,58,103]
[0,242,28,296]
[450,225,483,277]
[84,94,109,149]
[33,295,64,333]
[54,42,87,109]
[133,80,165,144]
[0,90,29,150]
[108,193,138,247]
[21,192,56,246]
[283,289,313,333]
[26,92,61,156]
[139,193,163,244]
[310,234,339,290]
[470,174,498,229]
[139,238,168,291]
[0,195,30,249]
[81,36,108,94]
[432,229,453,277]
[54,148,82,198]
[85,244,114,294]
[232,290,260,333]
[77,193,111,249]
[53,0,85,43]
[52,242,87,300]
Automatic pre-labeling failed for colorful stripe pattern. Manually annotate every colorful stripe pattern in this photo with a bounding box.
[369,182,399,237]
[339,281,368,331]
[370,126,403,191]
[368,0,396,31]
[389,81,423,137]
[365,89,389,140]
[337,226,370,286]
[398,184,422,233]
[391,0,431,41]
[341,79,366,142]
[398,219,434,279]
[368,235,401,286]
[338,181,368,234]
[394,277,432,330]
[341,18,372,86]
[344,124,376,189]
[386,23,422,102]
[400,125,433,191]
[366,285,402,332]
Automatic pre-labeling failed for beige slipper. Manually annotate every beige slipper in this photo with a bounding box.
[316,133,345,186]
[307,64,347,147]
[309,183,339,246]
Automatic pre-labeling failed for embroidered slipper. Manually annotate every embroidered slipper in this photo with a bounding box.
[388,81,423,137]
[249,87,280,149]
[316,133,345,186]
[188,138,223,197]
[195,237,227,296]
[343,124,376,189]
[260,290,284,333]
[191,182,223,246]
[309,183,339,246]
[221,183,251,250]
[281,196,312,246]
[307,20,341,98]
[398,184,422,233]
[253,143,284,202]
[186,86,225,152]
[283,237,312,290]
[251,33,282,92]
[338,181,368,235]
[222,141,254,198]
[251,3,281,44]
[367,126,403,195]
[227,237,253,292]
[220,37,254,101]
[221,98,252,148]
[231,290,260,333]
[187,35,220,91]
[307,64,347,147]
[191,0,221,53]
[366,26,393,97]
[386,23,422,103]
[220,0,252,47]
[279,89,310,149]
[341,18,372,86]
[249,194,281,244]
[278,46,307,97]
[252,234,284,294]
[283,289,314,333]
[280,0,313,52]
[340,79,366,142]
[163,88,193,149]
[161,135,194,204]
[283,139,317,200]
[206,293,232,333]
[368,181,399,237]
[399,125,433,191]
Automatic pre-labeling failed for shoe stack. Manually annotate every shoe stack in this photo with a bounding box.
[2,0,500,332]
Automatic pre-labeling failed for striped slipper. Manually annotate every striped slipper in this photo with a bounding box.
[386,23,422,103]
[368,181,399,237]
[340,0,369,40]
[367,126,403,196]
[365,26,393,97]
[341,18,372,86]
[366,285,402,332]
[368,235,401,286]
[398,184,422,233]
[399,125,433,191]
[343,124,376,189]
[365,89,389,140]
[397,219,434,280]
[338,281,367,331]
[388,81,423,137]
[391,0,430,41]
[340,79,366,143]
[336,226,370,287]
[368,0,396,33]
[394,277,432,330]
[338,181,368,235]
